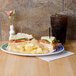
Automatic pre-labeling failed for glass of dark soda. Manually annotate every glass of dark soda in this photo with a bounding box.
[51,14,68,44]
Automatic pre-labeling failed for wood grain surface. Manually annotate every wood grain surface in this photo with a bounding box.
[0,40,76,76]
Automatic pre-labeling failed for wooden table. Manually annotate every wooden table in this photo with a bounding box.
[0,41,76,76]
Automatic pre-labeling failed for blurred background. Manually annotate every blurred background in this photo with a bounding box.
[0,0,76,41]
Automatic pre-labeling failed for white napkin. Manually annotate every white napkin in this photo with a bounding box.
[38,51,74,62]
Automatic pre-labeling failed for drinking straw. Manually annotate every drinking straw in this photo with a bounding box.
[48,0,52,38]
[49,27,51,38]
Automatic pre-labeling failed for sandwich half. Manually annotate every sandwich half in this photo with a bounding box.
[39,36,62,53]
[9,33,33,43]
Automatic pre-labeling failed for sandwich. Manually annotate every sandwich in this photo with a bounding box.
[39,36,62,53]
[9,33,33,43]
